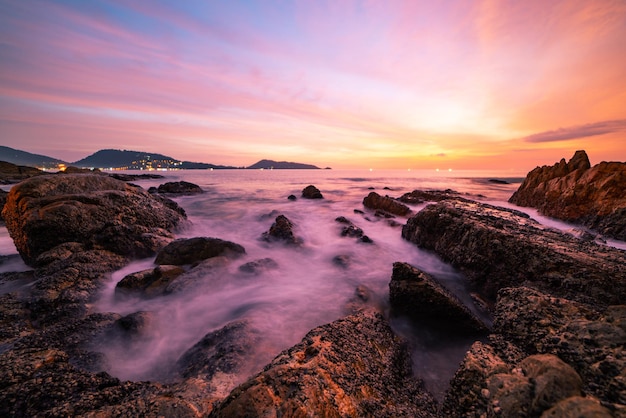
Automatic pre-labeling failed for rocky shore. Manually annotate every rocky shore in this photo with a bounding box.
[1,153,625,417]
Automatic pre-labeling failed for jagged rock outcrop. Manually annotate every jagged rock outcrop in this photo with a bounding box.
[301,184,323,199]
[389,262,488,334]
[1,174,187,266]
[363,191,411,216]
[209,309,438,417]
[261,214,301,245]
[510,150,626,240]
[402,199,626,306]
[154,237,245,265]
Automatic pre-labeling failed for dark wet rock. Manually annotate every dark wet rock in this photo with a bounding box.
[389,262,489,334]
[261,214,301,245]
[287,194,297,201]
[162,256,231,295]
[398,189,462,204]
[353,208,365,214]
[301,184,323,199]
[359,235,374,244]
[0,161,43,184]
[209,309,438,417]
[402,199,626,306]
[154,180,203,195]
[155,237,245,265]
[109,173,163,182]
[335,216,365,238]
[0,189,7,225]
[115,265,185,298]
[238,258,279,274]
[363,191,411,216]
[510,150,626,240]
[177,320,260,380]
[113,311,156,339]
[174,320,263,415]
[1,173,187,266]
[375,209,395,218]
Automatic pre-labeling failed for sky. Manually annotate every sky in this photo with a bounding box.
[1,0,625,170]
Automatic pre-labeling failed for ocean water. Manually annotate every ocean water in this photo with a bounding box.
[3,168,619,399]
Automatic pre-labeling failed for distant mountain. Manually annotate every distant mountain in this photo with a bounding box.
[72,149,236,170]
[247,159,320,169]
[0,146,67,169]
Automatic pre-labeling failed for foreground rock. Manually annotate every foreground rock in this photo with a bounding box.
[402,199,626,306]
[115,265,185,298]
[2,174,187,266]
[363,191,411,216]
[510,150,626,240]
[209,309,438,417]
[389,262,489,334]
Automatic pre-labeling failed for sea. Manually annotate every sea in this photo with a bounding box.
[2,168,624,399]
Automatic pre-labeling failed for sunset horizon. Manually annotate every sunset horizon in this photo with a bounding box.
[1,0,625,171]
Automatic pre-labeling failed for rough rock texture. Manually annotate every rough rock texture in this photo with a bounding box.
[1,173,187,266]
[398,189,462,204]
[209,309,438,417]
[261,214,302,245]
[152,180,204,195]
[541,396,613,417]
[495,287,626,408]
[238,257,279,274]
[402,199,626,306]
[389,262,488,334]
[302,184,323,199]
[154,237,246,265]
[363,191,411,216]
[509,150,626,240]
[0,160,43,184]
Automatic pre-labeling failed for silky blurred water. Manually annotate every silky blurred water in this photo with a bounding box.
[5,168,611,399]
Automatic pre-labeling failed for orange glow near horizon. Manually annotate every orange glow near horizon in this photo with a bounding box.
[1,0,625,171]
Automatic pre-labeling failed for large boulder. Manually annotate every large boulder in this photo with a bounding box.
[301,185,323,199]
[154,237,245,265]
[389,262,488,334]
[509,150,626,240]
[402,199,626,306]
[363,191,411,216]
[1,174,187,266]
[209,309,438,417]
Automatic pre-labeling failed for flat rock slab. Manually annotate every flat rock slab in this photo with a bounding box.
[402,199,626,307]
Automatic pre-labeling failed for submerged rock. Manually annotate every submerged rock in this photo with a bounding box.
[1,173,186,266]
[389,262,489,334]
[238,258,279,274]
[509,150,626,240]
[209,309,438,417]
[115,265,185,298]
[398,189,462,204]
[402,199,626,306]
[362,191,411,216]
[155,237,246,265]
[301,184,323,199]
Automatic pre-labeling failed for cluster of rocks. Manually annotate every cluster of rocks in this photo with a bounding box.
[1,152,625,417]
